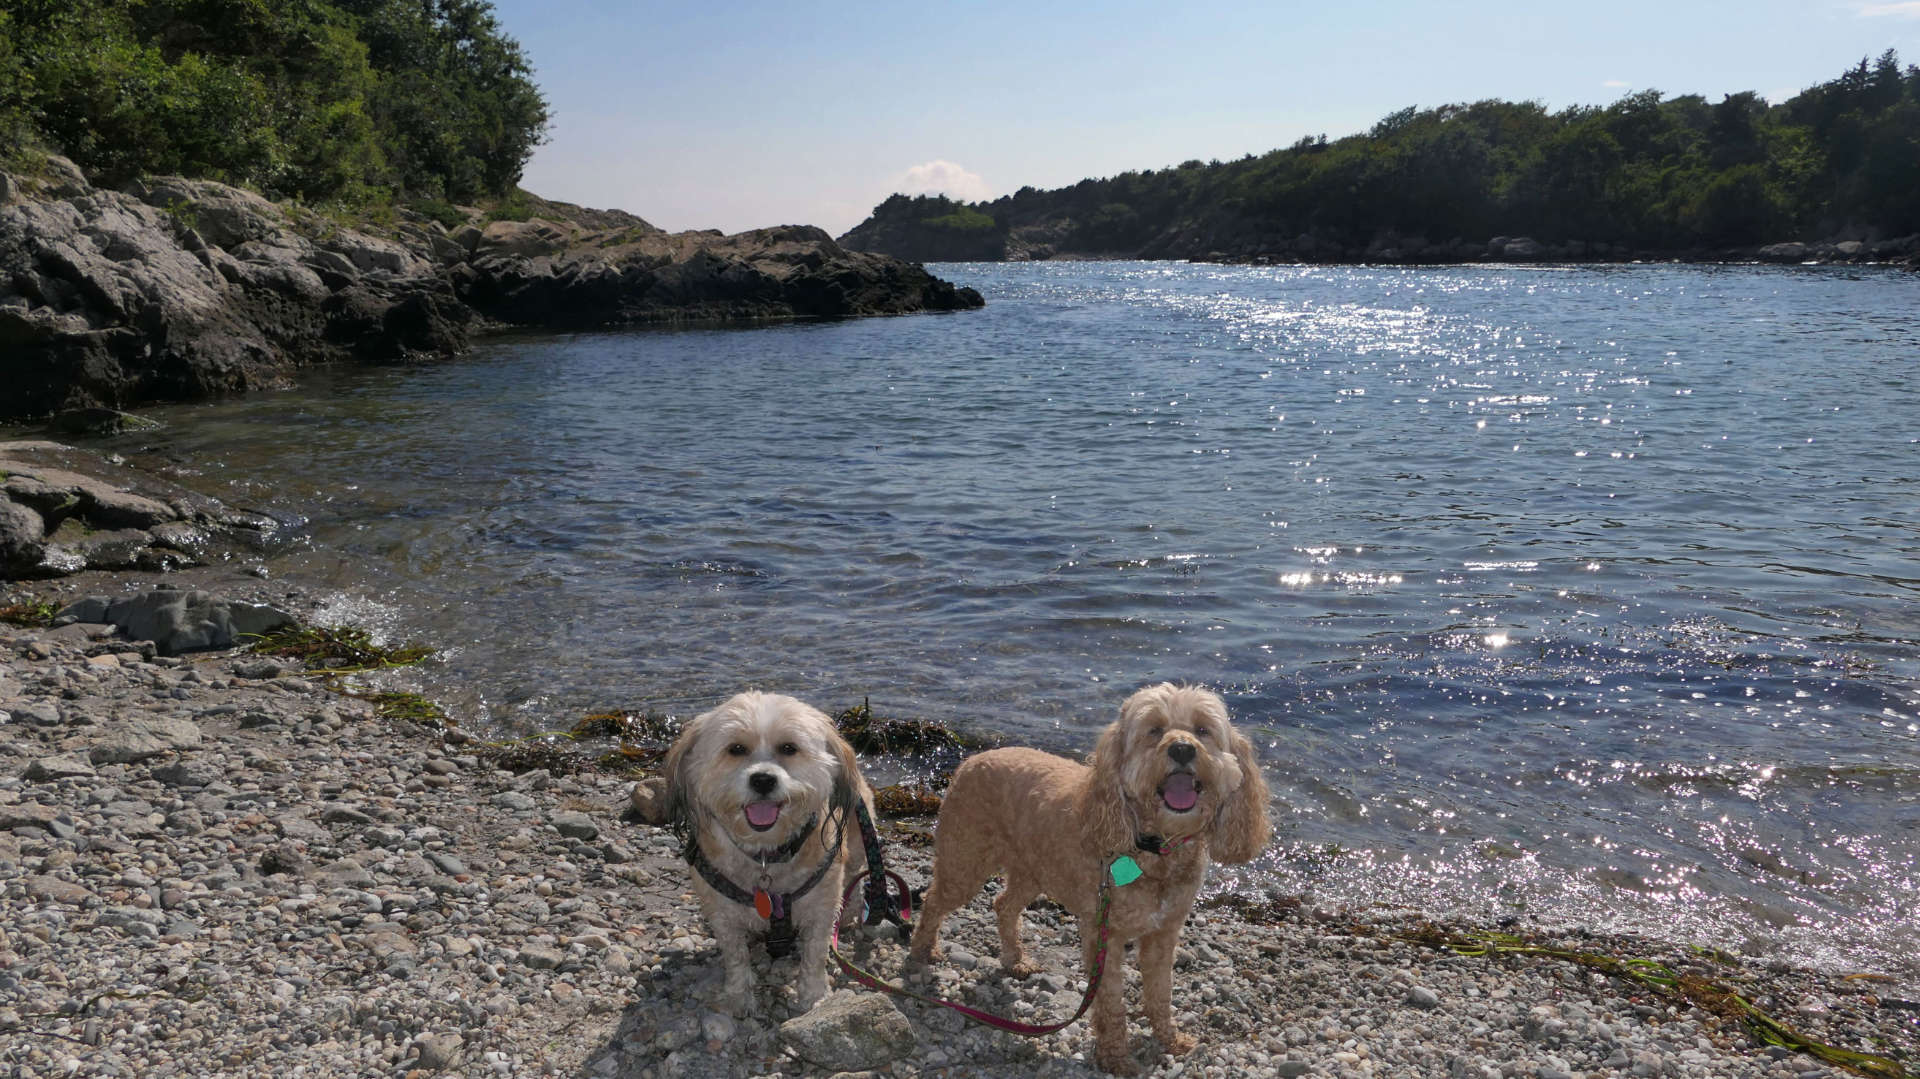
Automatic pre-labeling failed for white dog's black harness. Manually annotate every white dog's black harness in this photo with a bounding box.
[684,813,844,958]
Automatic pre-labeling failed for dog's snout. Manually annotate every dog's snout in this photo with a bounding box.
[748,771,778,795]
[1166,740,1197,765]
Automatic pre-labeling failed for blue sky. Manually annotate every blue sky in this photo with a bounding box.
[489,0,1920,236]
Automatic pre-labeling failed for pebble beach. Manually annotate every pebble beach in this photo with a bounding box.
[4,598,1915,1079]
[1,457,1915,1078]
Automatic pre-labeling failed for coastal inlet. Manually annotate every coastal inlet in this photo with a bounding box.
[96,259,1920,989]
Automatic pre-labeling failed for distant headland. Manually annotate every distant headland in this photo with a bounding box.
[839,52,1920,267]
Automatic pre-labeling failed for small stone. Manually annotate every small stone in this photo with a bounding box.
[25,874,95,905]
[426,851,467,876]
[491,791,537,812]
[518,943,564,970]
[551,811,598,840]
[1407,985,1441,1009]
[700,1009,735,1044]
[411,1033,464,1071]
[88,716,203,763]
[149,759,220,788]
[0,802,61,830]
[320,858,376,887]
[322,803,374,825]
[24,754,96,781]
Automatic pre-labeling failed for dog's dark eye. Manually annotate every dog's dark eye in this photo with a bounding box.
[1195,727,1212,740]
[1147,726,1164,739]
[777,742,799,757]
[727,743,749,757]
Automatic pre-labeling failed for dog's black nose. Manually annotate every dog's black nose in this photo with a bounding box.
[748,771,778,795]
[1167,741,1196,765]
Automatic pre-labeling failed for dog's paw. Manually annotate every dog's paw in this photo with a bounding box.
[1094,1047,1140,1076]
[1160,1030,1198,1056]
[1005,959,1043,979]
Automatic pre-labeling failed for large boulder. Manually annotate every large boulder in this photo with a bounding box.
[58,587,294,654]
[776,992,917,1072]
[0,499,47,575]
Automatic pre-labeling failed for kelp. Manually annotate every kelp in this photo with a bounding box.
[572,709,679,743]
[1399,926,1911,1079]
[476,737,593,777]
[0,600,58,627]
[872,782,944,818]
[833,697,980,759]
[246,623,433,674]
[351,690,448,729]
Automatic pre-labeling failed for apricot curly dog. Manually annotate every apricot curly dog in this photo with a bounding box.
[908,683,1271,1074]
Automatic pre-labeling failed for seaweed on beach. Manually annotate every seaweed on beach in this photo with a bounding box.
[833,698,981,761]
[1202,892,1306,925]
[0,600,57,627]
[596,742,666,773]
[572,709,679,744]
[357,690,449,728]
[872,782,944,818]
[476,737,593,777]
[1398,926,1912,1079]
[247,623,434,674]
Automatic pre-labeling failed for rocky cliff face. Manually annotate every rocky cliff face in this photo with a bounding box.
[0,158,983,421]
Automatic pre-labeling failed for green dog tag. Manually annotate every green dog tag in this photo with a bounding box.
[1109,855,1143,887]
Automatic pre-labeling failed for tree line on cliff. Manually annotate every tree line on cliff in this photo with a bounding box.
[0,0,547,208]
[841,51,1920,262]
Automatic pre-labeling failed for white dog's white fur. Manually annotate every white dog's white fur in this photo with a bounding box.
[663,691,873,1013]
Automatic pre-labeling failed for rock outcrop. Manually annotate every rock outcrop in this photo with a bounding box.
[54,587,294,654]
[0,440,282,578]
[0,157,983,421]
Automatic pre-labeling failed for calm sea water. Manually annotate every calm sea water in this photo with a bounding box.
[110,261,1919,981]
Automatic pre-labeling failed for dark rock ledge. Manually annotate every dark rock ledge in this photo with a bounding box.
[0,440,281,582]
[0,157,984,422]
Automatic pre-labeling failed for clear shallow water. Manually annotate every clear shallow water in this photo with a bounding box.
[109,262,1919,981]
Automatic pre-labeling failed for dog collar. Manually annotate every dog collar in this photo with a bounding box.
[1111,832,1200,887]
[685,820,843,958]
[1133,832,1199,855]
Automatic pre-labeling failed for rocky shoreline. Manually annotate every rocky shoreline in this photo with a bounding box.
[2,453,1916,1078]
[839,214,1920,268]
[0,156,984,423]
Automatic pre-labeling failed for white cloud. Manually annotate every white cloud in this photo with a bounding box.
[894,160,992,203]
[1857,1,1920,16]
[1602,79,1631,89]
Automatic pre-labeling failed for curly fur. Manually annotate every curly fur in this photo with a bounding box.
[662,691,873,1015]
[907,683,1272,1074]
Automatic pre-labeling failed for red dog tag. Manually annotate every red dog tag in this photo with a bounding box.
[754,889,774,919]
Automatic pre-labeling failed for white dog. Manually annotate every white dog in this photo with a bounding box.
[663,691,873,1013]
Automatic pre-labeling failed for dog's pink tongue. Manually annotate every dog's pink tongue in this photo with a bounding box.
[1162,773,1199,811]
[745,801,782,829]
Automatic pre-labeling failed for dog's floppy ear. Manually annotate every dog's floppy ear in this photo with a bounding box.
[825,721,866,821]
[660,713,705,852]
[1079,719,1134,854]
[1208,728,1272,864]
